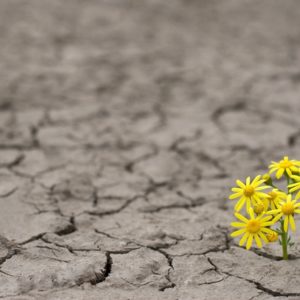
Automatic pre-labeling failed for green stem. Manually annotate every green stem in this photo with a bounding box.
[281,220,289,260]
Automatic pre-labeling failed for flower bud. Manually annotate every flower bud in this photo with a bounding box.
[262,173,272,185]
[267,231,278,242]
[253,202,265,215]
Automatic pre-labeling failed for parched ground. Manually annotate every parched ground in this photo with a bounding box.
[1,0,300,299]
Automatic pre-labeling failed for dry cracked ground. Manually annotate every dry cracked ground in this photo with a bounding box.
[1,0,300,299]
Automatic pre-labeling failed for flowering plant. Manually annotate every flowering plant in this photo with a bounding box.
[229,156,300,260]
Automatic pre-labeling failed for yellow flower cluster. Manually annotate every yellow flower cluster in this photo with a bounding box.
[229,156,300,257]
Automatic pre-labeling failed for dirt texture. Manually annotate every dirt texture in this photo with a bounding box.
[0,0,300,299]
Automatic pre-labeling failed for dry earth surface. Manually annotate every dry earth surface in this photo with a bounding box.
[0,0,300,299]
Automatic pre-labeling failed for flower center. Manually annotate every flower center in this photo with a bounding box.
[247,220,261,233]
[281,202,294,215]
[244,186,254,197]
[279,160,293,169]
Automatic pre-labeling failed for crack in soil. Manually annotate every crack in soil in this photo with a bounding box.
[85,195,140,217]
[141,200,206,213]
[90,252,112,285]
[209,257,300,297]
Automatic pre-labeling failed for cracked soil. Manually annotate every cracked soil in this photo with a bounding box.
[0,0,300,299]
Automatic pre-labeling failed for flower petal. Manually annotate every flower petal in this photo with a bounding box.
[234,197,246,212]
[229,193,243,200]
[246,198,251,213]
[267,209,281,215]
[254,234,262,248]
[289,186,300,193]
[252,176,263,187]
[258,231,268,243]
[261,227,275,235]
[236,180,246,188]
[234,212,249,223]
[289,215,296,231]
[231,222,246,228]
[255,186,269,191]
[246,234,253,250]
[239,232,249,246]
[232,187,242,192]
[284,216,289,232]
[258,215,272,222]
[253,194,263,205]
[261,221,275,227]
[272,213,283,223]
[286,168,293,177]
[291,175,300,181]
[248,208,255,220]
[246,177,250,185]
[252,175,261,183]
[231,228,246,237]
[276,168,285,179]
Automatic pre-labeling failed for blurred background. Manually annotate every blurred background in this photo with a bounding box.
[0,0,300,229]
[1,1,300,297]
[0,1,300,177]
[1,0,300,216]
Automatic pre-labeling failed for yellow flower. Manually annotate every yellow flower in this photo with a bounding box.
[262,173,271,182]
[231,208,274,250]
[262,173,272,185]
[262,189,287,211]
[253,202,265,215]
[229,175,269,212]
[269,156,300,179]
[266,231,278,242]
[267,194,300,232]
[288,175,300,199]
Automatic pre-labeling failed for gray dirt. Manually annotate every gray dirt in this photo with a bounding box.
[0,0,300,299]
